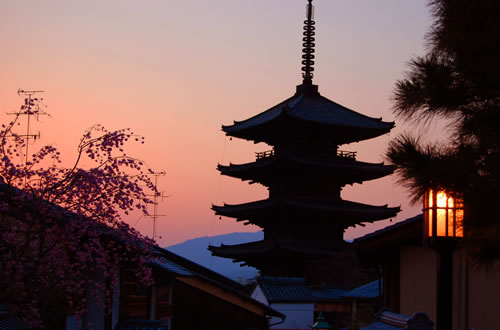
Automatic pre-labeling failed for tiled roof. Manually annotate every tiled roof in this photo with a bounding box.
[156,247,248,293]
[0,304,34,330]
[378,311,411,326]
[353,214,423,243]
[0,317,33,330]
[342,279,381,299]
[212,197,400,224]
[218,152,395,185]
[220,82,395,145]
[152,249,285,319]
[361,310,433,330]
[309,287,349,301]
[224,92,394,133]
[151,257,193,276]
[361,310,411,329]
[258,277,313,303]
[209,239,353,259]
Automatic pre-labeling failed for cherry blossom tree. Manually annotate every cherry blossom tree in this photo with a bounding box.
[0,95,157,328]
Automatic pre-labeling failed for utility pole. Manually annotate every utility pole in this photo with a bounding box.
[7,89,49,168]
[145,171,168,241]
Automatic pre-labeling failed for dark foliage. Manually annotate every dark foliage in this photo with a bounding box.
[387,0,500,262]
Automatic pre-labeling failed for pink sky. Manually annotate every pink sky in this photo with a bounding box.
[0,1,435,246]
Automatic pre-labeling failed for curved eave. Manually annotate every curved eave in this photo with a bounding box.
[217,156,396,184]
[212,199,276,220]
[208,240,353,260]
[221,92,395,144]
[222,96,293,133]
[223,113,393,145]
[212,198,400,224]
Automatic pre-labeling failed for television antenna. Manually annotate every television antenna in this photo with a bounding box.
[7,89,50,167]
[145,171,169,241]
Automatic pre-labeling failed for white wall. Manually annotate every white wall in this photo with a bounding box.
[269,303,314,330]
[399,246,437,323]
[461,256,500,329]
[251,285,269,305]
[251,284,314,329]
[111,269,120,330]
[66,270,107,330]
[84,270,106,330]
[65,315,82,330]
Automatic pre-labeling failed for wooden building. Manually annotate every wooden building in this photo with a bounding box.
[355,214,500,329]
[65,243,286,330]
[0,183,283,330]
[114,248,284,330]
[251,277,315,330]
[209,0,399,287]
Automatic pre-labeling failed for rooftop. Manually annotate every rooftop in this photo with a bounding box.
[309,287,350,301]
[257,276,313,303]
[222,87,394,145]
[354,214,423,243]
[342,279,381,299]
[213,197,400,226]
[209,239,354,259]
[218,151,395,185]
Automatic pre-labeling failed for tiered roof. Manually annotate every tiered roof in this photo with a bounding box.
[209,239,353,262]
[212,197,400,228]
[222,85,394,145]
[218,150,395,185]
[256,277,313,303]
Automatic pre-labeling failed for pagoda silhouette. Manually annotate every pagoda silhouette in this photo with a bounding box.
[209,0,399,286]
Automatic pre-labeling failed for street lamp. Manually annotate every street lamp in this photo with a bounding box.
[423,188,464,330]
[311,312,331,330]
[424,188,464,241]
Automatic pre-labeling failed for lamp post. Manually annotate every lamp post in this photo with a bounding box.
[311,312,331,330]
[423,188,464,330]
[424,188,464,241]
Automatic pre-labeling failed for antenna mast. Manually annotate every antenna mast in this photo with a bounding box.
[8,89,49,169]
[145,171,168,241]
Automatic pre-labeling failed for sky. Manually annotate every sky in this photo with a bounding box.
[0,0,435,246]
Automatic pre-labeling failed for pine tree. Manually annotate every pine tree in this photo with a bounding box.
[387,0,500,262]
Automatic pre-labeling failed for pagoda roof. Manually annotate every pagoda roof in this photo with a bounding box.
[208,239,353,261]
[212,197,400,226]
[218,151,395,185]
[222,85,395,145]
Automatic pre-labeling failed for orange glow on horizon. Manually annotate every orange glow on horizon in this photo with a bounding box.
[1,0,433,246]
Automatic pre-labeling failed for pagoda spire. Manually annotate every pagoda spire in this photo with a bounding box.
[301,0,316,86]
[211,0,399,283]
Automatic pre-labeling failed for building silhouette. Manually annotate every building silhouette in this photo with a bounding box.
[209,0,399,287]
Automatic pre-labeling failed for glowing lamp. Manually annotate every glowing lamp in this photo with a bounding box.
[424,188,464,239]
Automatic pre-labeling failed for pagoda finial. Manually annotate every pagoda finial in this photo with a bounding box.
[301,0,315,85]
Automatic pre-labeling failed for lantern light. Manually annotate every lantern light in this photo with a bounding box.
[424,188,464,239]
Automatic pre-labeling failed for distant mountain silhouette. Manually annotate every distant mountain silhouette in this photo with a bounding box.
[166,231,263,281]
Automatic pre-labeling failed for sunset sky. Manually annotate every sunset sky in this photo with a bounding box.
[0,1,437,246]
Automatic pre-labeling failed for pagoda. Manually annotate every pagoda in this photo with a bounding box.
[209,0,399,285]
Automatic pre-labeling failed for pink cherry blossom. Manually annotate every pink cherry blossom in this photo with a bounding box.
[0,99,156,328]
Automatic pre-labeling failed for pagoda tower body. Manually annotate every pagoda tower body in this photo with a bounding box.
[209,0,399,286]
